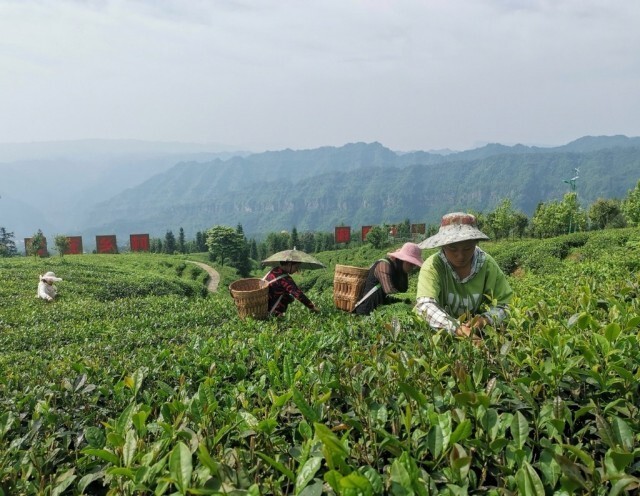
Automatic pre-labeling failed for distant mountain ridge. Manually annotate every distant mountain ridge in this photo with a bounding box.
[78,135,640,243]
[0,140,249,242]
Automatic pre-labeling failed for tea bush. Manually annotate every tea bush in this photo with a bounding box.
[1,229,639,495]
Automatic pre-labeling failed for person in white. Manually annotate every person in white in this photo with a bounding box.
[37,271,63,301]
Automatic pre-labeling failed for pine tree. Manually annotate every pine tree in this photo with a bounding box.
[164,230,176,254]
[0,227,17,257]
[178,227,186,254]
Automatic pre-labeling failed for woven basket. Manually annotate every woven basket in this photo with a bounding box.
[333,264,369,312]
[229,278,269,320]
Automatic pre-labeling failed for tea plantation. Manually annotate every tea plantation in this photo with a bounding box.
[1,229,639,495]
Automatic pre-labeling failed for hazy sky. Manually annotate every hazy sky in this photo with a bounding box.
[2,0,639,152]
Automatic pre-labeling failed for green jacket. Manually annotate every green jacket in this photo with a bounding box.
[416,249,513,319]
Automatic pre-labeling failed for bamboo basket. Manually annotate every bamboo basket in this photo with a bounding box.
[333,264,369,312]
[229,278,269,320]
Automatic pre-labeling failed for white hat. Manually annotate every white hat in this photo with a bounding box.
[41,271,63,282]
[418,212,489,249]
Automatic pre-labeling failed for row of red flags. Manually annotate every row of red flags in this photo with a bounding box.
[24,234,149,255]
[335,224,426,244]
[25,224,427,255]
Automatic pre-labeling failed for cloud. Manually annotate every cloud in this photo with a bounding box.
[1,0,639,151]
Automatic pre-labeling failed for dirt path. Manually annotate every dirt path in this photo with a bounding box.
[187,261,220,293]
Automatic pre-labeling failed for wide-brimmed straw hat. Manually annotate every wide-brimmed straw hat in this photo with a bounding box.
[418,212,489,249]
[387,242,424,267]
[40,271,63,282]
[261,247,326,270]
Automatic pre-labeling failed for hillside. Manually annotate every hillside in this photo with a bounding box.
[81,137,640,240]
[3,135,640,248]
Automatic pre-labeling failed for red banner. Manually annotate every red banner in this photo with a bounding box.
[66,236,83,255]
[96,235,117,254]
[361,225,372,241]
[334,226,351,244]
[411,223,426,234]
[130,234,150,252]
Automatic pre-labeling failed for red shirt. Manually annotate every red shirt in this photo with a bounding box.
[263,267,315,316]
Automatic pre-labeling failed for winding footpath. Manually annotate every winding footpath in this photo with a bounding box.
[187,261,220,293]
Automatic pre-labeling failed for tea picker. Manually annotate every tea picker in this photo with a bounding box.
[414,212,513,340]
[261,248,325,317]
[352,242,424,316]
[37,271,63,302]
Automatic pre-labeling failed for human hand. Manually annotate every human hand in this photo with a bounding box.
[468,316,487,330]
[455,324,473,338]
[455,324,483,344]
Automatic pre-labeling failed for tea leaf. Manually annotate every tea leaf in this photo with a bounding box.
[314,423,349,471]
[595,414,616,449]
[295,456,322,494]
[609,477,640,496]
[604,323,622,343]
[197,443,219,473]
[294,389,320,423]
[169,442,193,494]
[511,411,530,450]
[562,444,595,473]
[399,382,428,408]
[426,425,443,459]
[604,449,634,476]
[51,469,76,496]
[338,471,373,492]
[123,430,137,467]
[450,419,472,444]
[611,417,634,452]
[515,461,545,496]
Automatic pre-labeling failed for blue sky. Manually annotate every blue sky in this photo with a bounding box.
[1,0,639,152]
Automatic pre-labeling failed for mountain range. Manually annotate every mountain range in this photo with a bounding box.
[1,136,639,250]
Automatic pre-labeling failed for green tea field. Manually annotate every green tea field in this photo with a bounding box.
[1,229,640,495]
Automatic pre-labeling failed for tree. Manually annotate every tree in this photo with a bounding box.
[178,227,186,254]
[396,219,411,240]
[28,229,47,257]
[164,230,176,254]
[560,192,586,234]
[532,193,586,238]
[206,225,244,266]
[231,224,252,277]
[54,235,70,257]
[150,238,163,253]
[300,232,316,253]
[512,212,529,238]
[589,198,624,230]
[622,180,640,226]
[314,232,334,252]
[366,225,388,249]
[195,231,207,252]
[249,238,259,260]
[290,227,299,249]
[486,199,517,240]
[0,227,17,257]
[265,232,289,255]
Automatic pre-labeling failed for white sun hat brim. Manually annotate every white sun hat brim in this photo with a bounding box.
[418,212,489,249]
